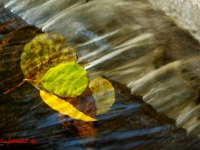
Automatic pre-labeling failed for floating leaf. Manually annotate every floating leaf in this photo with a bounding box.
[20,33,77,86]
[59,87,97,139]
[40,90,96,122]
[89,76,115,115]
[41,62,88,98]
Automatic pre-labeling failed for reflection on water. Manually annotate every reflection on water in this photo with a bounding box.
[1,0,200,149]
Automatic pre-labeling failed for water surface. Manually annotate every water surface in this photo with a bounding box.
[1,0,200,149]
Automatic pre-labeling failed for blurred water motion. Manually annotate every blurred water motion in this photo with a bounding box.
[1,0,200,149]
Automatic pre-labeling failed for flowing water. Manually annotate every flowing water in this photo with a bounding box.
[1,0,200,149]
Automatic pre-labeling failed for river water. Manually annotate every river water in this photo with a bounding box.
[1,0,200,149]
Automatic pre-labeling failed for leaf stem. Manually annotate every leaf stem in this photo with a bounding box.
[34,85,41,91]
[3,80,26,95]
[4,62,47,95]
[23,79,41,83]
[4,43,60,95]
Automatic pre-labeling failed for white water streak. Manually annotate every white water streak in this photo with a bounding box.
[85,33,154,70]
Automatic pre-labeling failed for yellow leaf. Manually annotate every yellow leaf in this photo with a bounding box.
[40,90,97,122]
[89,76,115,115]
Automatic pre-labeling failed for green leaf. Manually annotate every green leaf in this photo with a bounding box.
[20,33,77,86]
[41,62,88,98]
[40,90,96,121]
[89,76,115,115]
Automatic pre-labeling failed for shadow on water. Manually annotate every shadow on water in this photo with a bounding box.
[1,0,200,149]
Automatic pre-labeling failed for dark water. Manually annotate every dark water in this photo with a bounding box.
[1,0,200,149]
